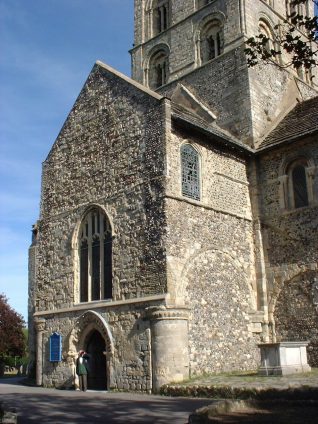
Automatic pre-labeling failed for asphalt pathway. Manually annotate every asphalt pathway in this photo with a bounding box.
[0,378,211,424]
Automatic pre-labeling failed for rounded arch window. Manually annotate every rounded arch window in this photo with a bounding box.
[79,207,113,303]
[181,144,201,201]
[286,0,306,21]
[199,19,223,64]
[148,48,169,89]
[152,0,170,35]
[259,19,275,55]
[287,159,309,209]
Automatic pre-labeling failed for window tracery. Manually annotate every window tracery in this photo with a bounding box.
[79,208,112,302]
[181,144,201,201]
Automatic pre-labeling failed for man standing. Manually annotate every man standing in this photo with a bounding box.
[76,350,89,391]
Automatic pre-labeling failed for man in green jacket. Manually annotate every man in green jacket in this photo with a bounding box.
[76,350,89,391]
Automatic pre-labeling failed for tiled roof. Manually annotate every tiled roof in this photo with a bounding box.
[171,103,253,154]
[259,96,318,150]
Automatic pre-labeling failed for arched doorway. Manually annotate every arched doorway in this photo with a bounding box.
[71,310,114,390]
[86,330,107,390]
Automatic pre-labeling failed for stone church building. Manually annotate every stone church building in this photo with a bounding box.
[29,0,318,392]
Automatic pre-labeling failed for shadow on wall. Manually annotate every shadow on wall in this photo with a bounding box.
[274,271,318,367]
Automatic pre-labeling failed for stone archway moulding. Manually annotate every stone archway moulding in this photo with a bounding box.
[269,266,318,317]
[71,203,116,251]
[68,310,114,359]
[173,246,257,310]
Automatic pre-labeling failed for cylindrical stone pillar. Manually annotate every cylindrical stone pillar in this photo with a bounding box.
[35,318,46,386]
[147,307,189,392]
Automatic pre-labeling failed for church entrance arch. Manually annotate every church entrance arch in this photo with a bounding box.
[85,330,107,390]
[71,310,114,390]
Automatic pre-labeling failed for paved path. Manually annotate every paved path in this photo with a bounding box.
[0,378,211,424]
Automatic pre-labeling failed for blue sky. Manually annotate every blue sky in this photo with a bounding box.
[0,0,133,322]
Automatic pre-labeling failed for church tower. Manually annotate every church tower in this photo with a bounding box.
[131,0,317,146]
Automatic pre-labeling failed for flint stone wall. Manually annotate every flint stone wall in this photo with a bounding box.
[274,271,318,367]
[36,63,168,312]
[165,127,260,373]
[257,137,318,360]
[257,137,318,269]
[41,303,158,391]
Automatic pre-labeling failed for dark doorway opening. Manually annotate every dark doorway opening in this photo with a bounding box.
[86,330,107,390]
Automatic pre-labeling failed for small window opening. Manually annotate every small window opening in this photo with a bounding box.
[200,20,223,64]
[181,144,201,201]
[292,165,309,208]
[153,0,169,34]
[149,49,169,89]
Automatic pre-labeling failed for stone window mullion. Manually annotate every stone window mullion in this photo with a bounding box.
[78,207,113,303]
[278,175,288,210]
[149,10,153,39]
[100,212,105,299]
[159,6,164,32]
[306,166,316,205]
[88,212,93,302]
[214,34,218,58]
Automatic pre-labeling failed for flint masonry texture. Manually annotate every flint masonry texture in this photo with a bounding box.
[29,0,318,391]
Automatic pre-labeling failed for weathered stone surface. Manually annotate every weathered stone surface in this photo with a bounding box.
[29,0,318,392]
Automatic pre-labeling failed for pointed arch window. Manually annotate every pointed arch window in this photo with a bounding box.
[181,144,201,201]
[79,208,112,302]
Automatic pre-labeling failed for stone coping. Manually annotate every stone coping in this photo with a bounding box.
[95,60,163,101]
[33,294,168,317]
[258,341,310,348]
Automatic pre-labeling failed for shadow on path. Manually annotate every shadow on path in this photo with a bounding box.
[0,382,212,424]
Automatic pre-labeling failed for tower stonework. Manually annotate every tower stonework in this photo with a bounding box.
[29,1,318,391]
[131,0,317,144]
